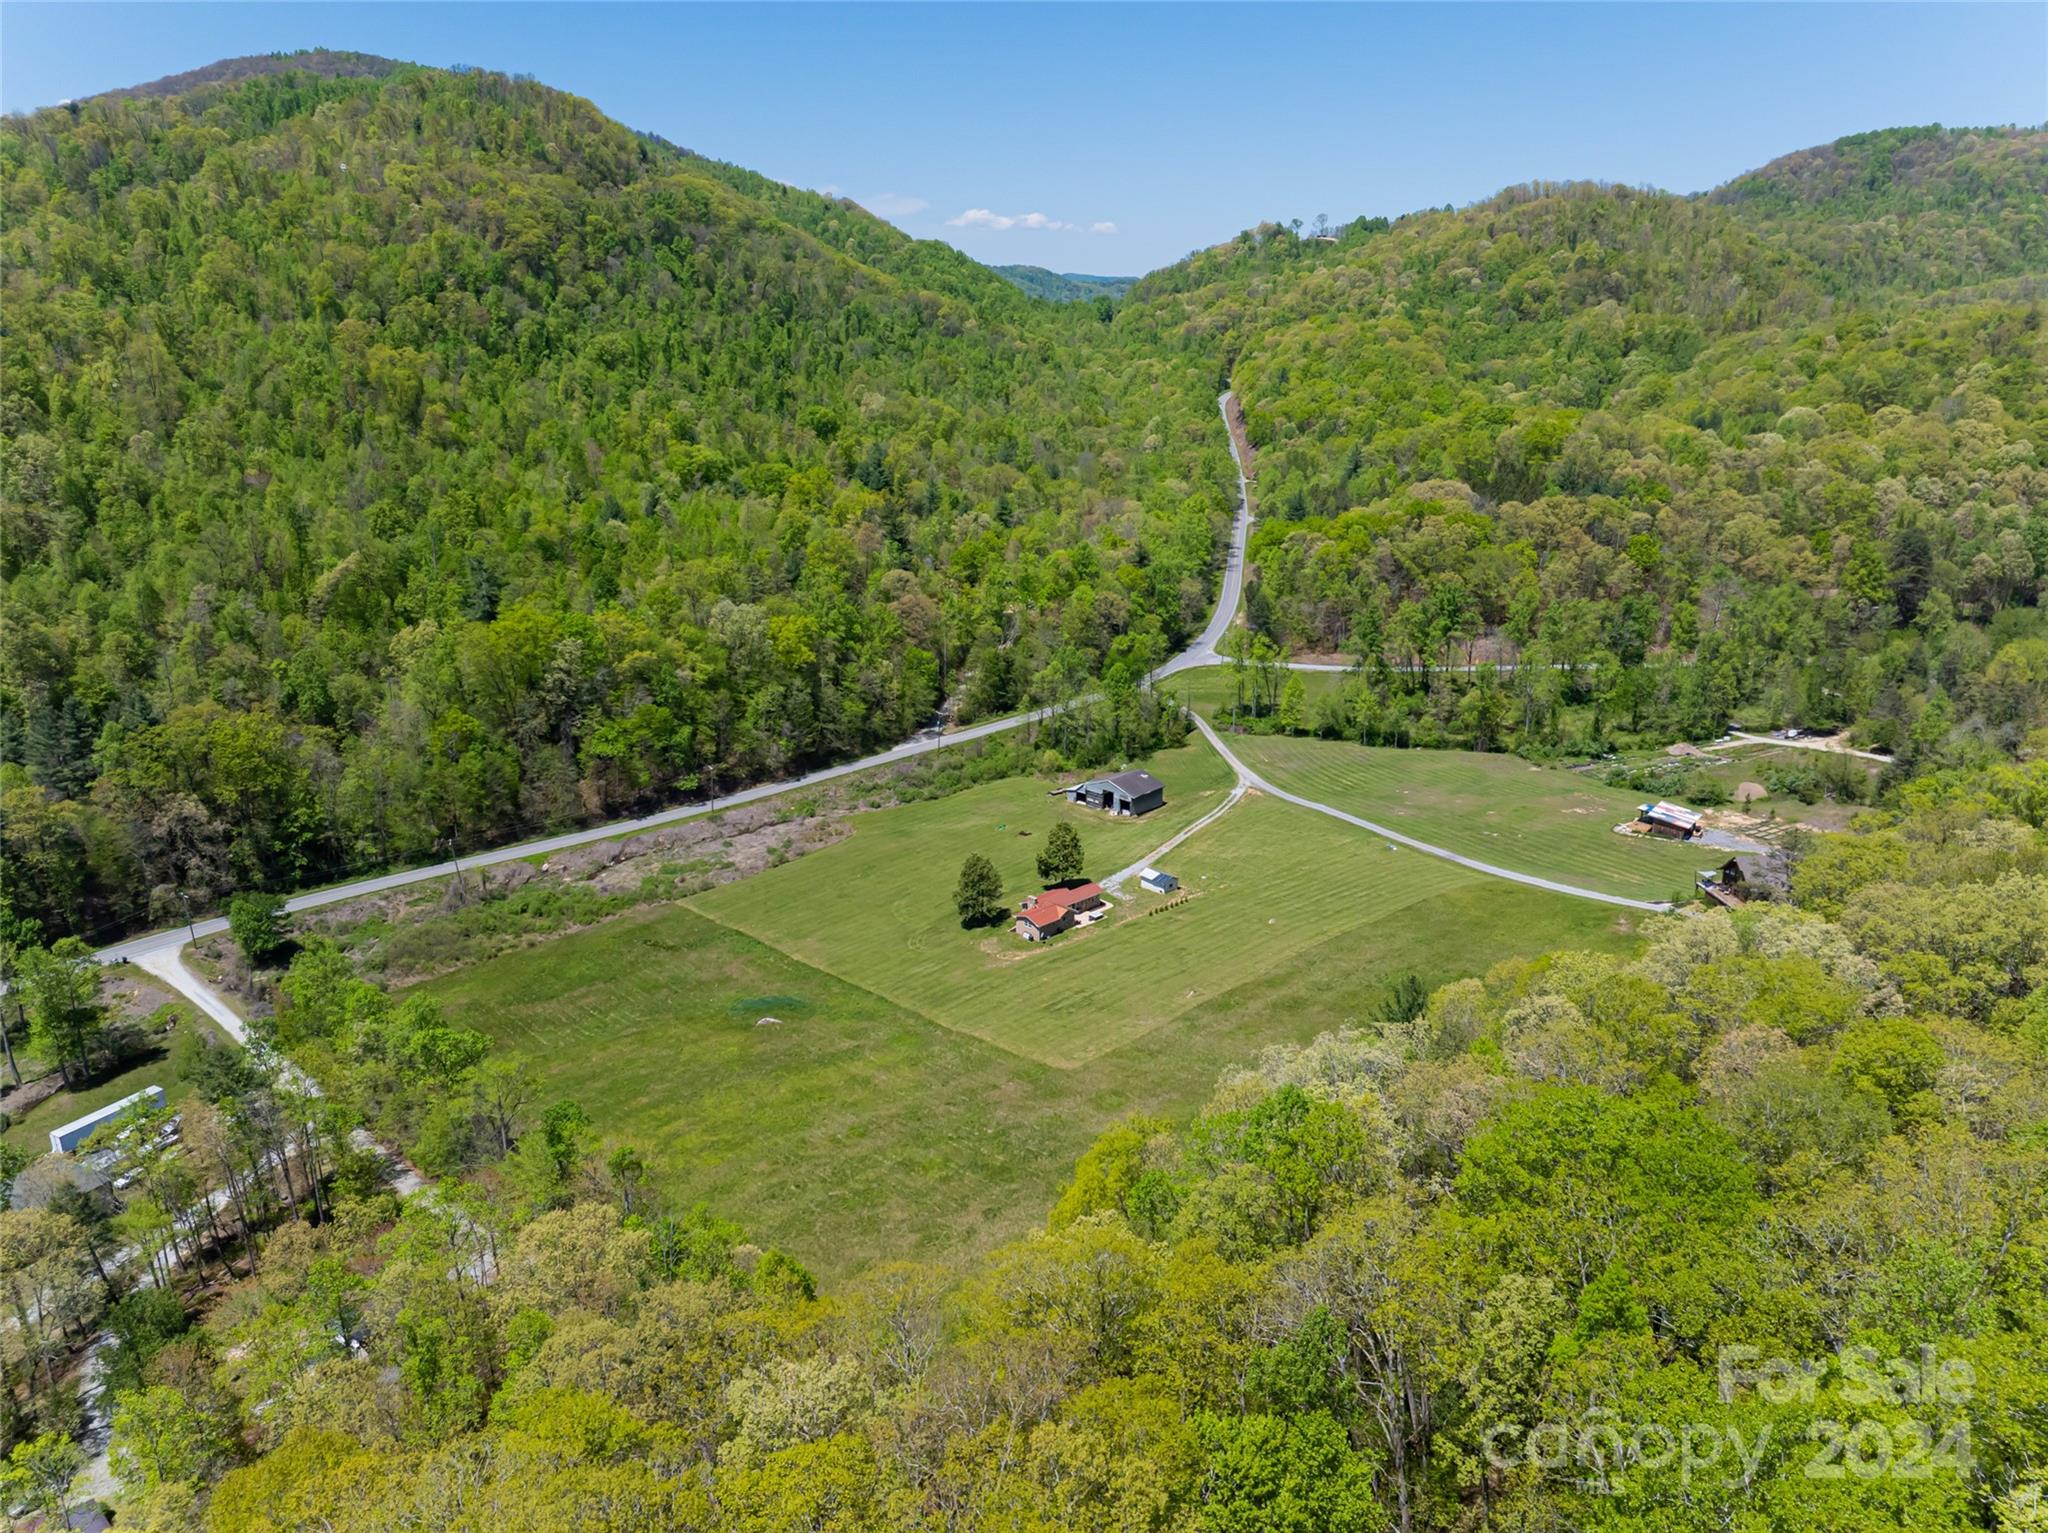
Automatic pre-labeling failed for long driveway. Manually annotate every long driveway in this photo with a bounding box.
[1154,392,1255,677]
[1188,714,1672,913]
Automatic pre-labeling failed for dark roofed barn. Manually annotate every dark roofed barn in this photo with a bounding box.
[1057,770,1165,817]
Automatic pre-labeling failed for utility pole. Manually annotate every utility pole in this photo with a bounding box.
[440,838,470,901]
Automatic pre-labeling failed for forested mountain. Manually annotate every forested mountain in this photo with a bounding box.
[993,266,1138,303]
[0,64,1227,941]
[1117,126,2048,760]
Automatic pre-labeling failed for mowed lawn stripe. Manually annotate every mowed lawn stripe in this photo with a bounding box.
[922,797,1484,1065]
[1229,734,1707,904]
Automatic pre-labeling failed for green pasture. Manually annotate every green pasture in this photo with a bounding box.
[1227,733,1710,904]
[418,784,1646,1274]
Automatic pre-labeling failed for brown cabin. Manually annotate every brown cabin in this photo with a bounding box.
[1014,882,1106,942]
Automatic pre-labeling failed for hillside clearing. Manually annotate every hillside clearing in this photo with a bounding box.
[689,733,1509,1066]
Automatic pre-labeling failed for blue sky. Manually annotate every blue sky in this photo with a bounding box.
[4,3,2042,273]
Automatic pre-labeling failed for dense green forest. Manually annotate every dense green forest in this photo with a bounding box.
[4,758,2042,1531]
[0,64,1225,943]
[1118,127,2048,759]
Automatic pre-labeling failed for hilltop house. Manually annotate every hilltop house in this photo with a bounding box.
[1015,882,1107,942]
[1056,770,1165,817]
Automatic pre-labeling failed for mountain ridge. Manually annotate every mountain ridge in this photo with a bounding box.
[77,46,409,105]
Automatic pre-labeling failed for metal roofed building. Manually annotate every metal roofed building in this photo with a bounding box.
[1056,770,1165,817]
[47,1085,166,1155]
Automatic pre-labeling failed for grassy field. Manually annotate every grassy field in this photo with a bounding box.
[419,904,1083,1271]
[1226,733,1710,904]
[418,791,1646,1273]
[1166,663,1349,726]
[689,740,1265,1067]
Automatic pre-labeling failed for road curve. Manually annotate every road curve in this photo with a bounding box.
[93,393,1260,968]
[1188,714,1673,914]
[1154,392,1255,677]
[133,946,251,1045]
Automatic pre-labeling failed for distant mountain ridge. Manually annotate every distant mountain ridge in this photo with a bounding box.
[81,47,407,104]
[1713,122,2047,211]
[992,266,1137,302]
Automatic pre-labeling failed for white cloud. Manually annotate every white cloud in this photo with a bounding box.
[1089,221,1120,236]
[946,208,1075,232]
[866,192,930,218]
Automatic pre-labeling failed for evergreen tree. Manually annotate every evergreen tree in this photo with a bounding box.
[954,854,1005,927]
[1036,822,1085,885]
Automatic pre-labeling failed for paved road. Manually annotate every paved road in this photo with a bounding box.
[1188,714,1673,913]
[94,393,1260,969]
[92,702,1062,964]
[1154,392,1255,677]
